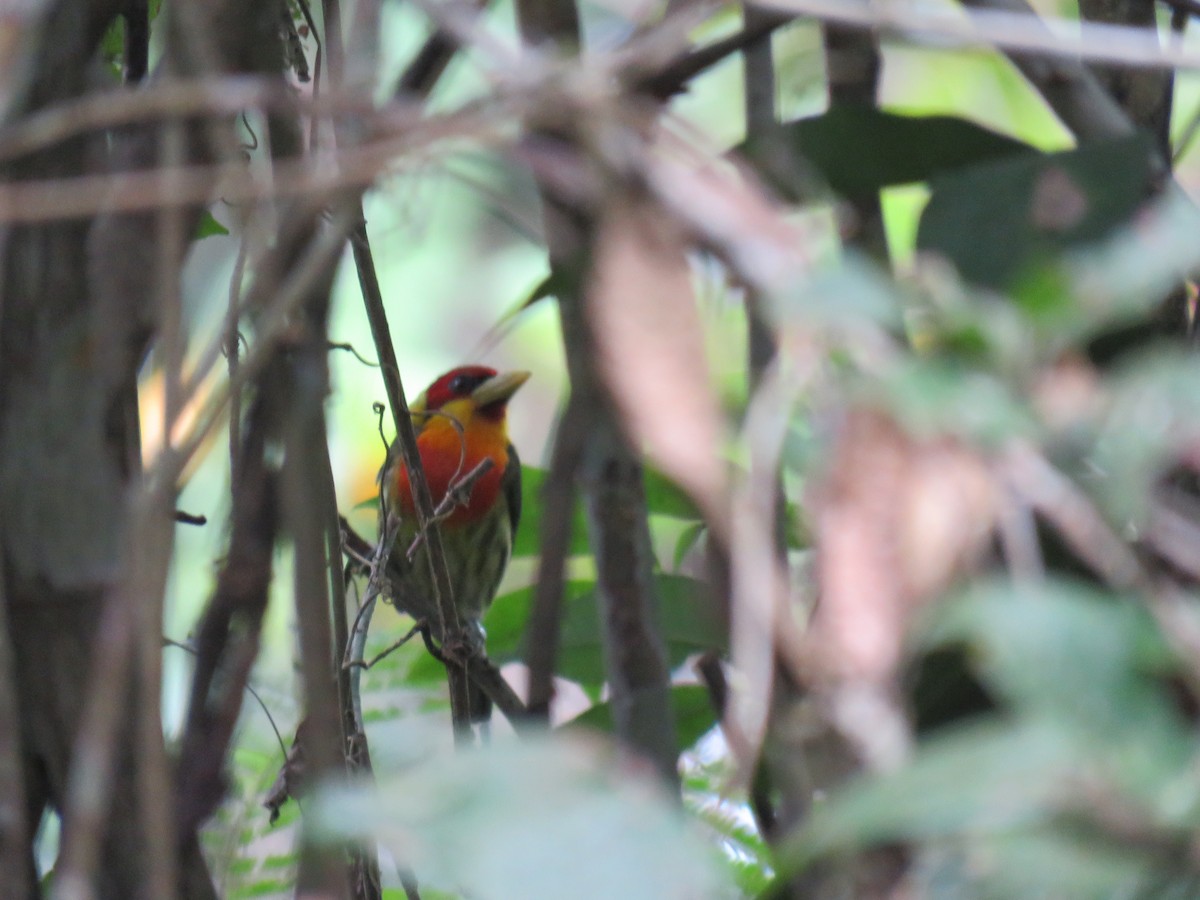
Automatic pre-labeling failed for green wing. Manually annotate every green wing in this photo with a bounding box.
[502,442,522,538]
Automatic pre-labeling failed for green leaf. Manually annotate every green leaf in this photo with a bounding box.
[913,828,1154,898]
[689,803,773,895]
[786,718,1083,868]
[229,880,293,899]
[787,578,1196,877]
[743,106,1034,200]
[1008,198,1200,350]
[867,358,1035,447]
[310,734,729,900]
[195,209,230,240]
[511,466,591,558]
[556,574,726,686]
[352,495,379,511]
[566,684,717,750]
[485,580,596,664]
[99,0,168,80]
[514,465,700,559]
[917,133,1157,289]
[101,19,125,77]
[406,573,725,687]
[524,270,565,306]
[926,579,1179,737]
[486,271,560,336]
[643,468,701,519]
[1067,191,1200,331]
[922,578,1195,821]
[408,571,720,691]
[1092,352,1200,522]
[673,521,707,570]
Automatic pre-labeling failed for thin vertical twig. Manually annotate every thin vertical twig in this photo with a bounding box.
[284,392,352,900]
[264,38,350,891]
[271,192,348,900]
[321,0,367,766]
[315,344,383,899]
[523,396,585,719]
[130,485,181,900]
[227,238,247,491]
[57,53,192,900]
[582,423,680,787]
[135,113,190,900]
[0,553,31,899]
[512,0,583,735]
[122,0,150,84]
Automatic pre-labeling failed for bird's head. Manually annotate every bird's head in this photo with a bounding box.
[410,365,531,433]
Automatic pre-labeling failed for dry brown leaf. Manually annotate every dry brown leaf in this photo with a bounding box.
[586,190,728,530]
[899,439,996,600]
[810,409,997,685]
[811,411,909,685]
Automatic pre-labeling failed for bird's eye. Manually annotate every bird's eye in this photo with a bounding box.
[450,374,470,394]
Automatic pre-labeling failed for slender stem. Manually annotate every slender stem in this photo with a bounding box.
[227,239,247,492]
[0,554,31,899]
[524,397,586,720]
[282,262,348,899]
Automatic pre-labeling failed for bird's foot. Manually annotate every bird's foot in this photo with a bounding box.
[422,620,486,666]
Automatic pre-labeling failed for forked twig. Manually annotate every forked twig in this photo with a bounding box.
[405,457,496,561]
[343,623,426,672]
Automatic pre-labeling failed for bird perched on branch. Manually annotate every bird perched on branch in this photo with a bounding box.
[380,365,529,722]
[265,369,527,818]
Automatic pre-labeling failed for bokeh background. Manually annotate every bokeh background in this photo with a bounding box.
[115,1,1200,892]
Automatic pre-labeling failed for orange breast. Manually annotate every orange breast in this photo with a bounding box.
[391,417,508,527]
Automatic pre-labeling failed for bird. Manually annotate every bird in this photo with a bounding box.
[379,365,529,722]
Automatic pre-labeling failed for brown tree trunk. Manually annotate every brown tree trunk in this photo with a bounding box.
[0,1,287,896]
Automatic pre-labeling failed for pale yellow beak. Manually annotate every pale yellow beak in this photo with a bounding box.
[472,370,531,408]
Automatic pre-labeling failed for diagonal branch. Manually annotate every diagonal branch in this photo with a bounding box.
[1078,0,1173,155]
[959,0,1138,146]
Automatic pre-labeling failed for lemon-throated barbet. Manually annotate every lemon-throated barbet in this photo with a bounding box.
[380,366,529,722]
